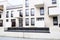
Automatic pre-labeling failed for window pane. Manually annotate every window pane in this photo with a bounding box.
[31,18,35,26]
[11,11,13,17]
[6,11,9,18]
[0,20,3,27]
[53,17,58,25]
[19,10,23,17]
[31,8,34,16]
[25,18,29,26]
[40,7,44,15]
[25,0,29,7]
[0,14,1,18]
[6,19,8,22]
[25,9,29,16]
[37,17,44,21]
[52,0,56,4]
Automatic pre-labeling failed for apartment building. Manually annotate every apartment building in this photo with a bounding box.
[0,0,60,39]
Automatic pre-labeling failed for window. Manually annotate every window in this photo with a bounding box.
[37,17,44,21]
[19,10,23,17]
[6,11,9,18]
[0,20,3,27]
[19,18,23,27]
[31,8,34,16]
[53,17,58,25]
[25,18,29,26]
[25,9,29,16]
[0,14,1,18]
[52,0,56,4]
[6,19,8,22]
[31,18,35,26]
[11,19,16,27]
[25,0,29,7]
[40,7,44,15]
[11,11,13,17]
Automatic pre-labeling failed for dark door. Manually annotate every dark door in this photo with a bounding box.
[11,19,16,27]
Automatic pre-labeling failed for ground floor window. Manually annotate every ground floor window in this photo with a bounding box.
[11,19,16,27]
[19,18,23,27]
[53,16,58,25]
[0,20,3,27]
[31,18,35,26]
[25,18,29,26]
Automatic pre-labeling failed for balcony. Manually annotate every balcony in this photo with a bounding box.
[35,0,44,8]
[48,7,60,16]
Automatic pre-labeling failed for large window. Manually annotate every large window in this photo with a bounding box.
[31,8,34,16]
[53,17,58,25]
[0,20,3,27]
[31,18,35,26]
[19,10,23,17]
[52,0,56,4]
[6,11,9,18]
[40,7,44,15]
[25,0,29,7]
[25,9,29,16]
[25,18,29,26]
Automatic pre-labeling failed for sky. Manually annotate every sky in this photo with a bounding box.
[7,0,23,5]
[0,0,23,6]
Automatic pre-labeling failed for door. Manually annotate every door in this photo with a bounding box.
[11,19,16,27]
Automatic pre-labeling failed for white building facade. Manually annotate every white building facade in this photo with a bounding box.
[0,0,60,39]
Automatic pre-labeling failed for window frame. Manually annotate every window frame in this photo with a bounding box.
[25,18,29,26]
[52,0,56,4]
[31,8,35,16]
[25,9,29,16]
[31,18,35,26]
[53,16,58,25]
[40,7,44,15]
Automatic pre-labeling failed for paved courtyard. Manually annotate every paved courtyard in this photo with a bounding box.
[0,37,59,40]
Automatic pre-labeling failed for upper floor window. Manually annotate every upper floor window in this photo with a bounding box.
[53,16,58,25]
[52,0,56,4]
[25,18,29,26]
[25,0,29,7]
[40,7,44,15]
[25,9,29,16]
[11,11,13,17]
[31,8,35,16]
[19,10,23,17]
[31,18,35,26]
[6,11,9,18]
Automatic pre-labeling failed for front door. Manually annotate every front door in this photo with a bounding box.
[11,19,16,27]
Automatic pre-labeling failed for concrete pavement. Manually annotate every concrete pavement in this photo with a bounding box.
[0,37,59,40]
